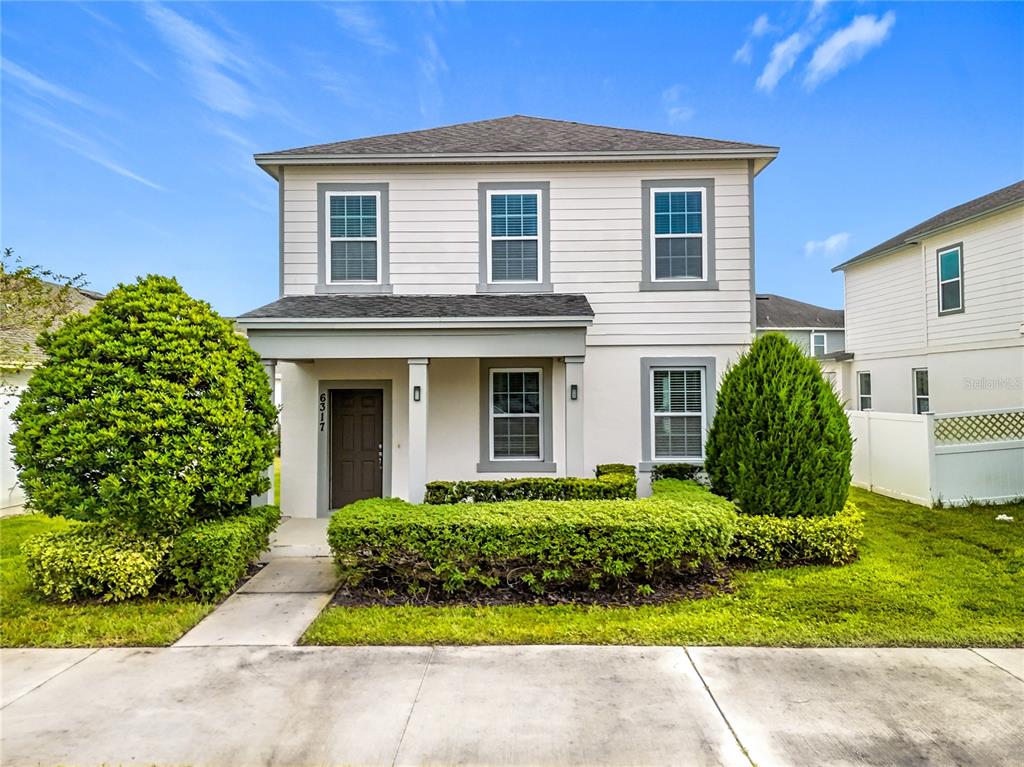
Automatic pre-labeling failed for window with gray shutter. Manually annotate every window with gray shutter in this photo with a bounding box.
[652,368,705,459]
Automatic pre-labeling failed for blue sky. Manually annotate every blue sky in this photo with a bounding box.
[3,1,1022,315]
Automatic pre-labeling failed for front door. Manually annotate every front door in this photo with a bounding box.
[329,389,384,508]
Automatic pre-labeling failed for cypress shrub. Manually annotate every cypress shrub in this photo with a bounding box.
[705,333,851,517]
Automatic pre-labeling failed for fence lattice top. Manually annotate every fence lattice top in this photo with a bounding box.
[933,409,1024,445]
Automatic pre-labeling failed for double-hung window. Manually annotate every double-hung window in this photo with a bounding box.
[327,192,380,283]
[811,332,827,357]
[913,368,930,414]
[858,372,872,411]
[651,368,706,460]
[937,244,963,314]
[489,192,540,283]
[652,189,705,280]
[490,369,542,460]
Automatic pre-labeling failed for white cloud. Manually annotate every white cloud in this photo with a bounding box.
[417,34,447,120]
[332,4,396,53]
[733,40,753,65]
[804,232,851,257]
[752,14,777,37]
[661,84,696,125]
[809,0,832,21]
[756,31,812,92]
[1,58,108,115]
[734,14,778,66]
[804,12,896,89]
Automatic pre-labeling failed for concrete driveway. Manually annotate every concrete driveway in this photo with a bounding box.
[1,645,1021,766]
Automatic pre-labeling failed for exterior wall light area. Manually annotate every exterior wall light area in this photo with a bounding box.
[570,384,579,401]
[413,385,422,402]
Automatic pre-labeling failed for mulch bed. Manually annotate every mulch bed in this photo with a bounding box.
[328,564,734,608]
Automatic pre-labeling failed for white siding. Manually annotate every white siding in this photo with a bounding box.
[281,161,754,346]
[844,245,926,357]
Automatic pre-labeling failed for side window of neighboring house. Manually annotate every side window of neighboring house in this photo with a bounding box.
[858,371,872,411]
[489,192,540,283]
[937,244,964,315]
[490,369,542,460]
[913,368,930,414]
[327,192,380,283]
[651,368,706,460]
[811,331,827,357]
[652,190,705,280]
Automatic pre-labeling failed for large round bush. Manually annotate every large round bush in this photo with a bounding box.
[11,275,277,534]
[705,333,851,517]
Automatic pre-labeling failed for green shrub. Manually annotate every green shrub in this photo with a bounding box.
[327,495,736,595]
[654,479,864,565]
[167,505,281,600]
[21,523,171,602]
[10,275,278,536]
[423,474,635,504]
[705,334,852,517]
[595,463,636,478]
[651,463,703,481]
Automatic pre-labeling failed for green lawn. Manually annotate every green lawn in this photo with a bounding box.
[303,488,1024,647]
[1,515,213,647]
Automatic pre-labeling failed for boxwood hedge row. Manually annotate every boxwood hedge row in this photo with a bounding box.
[423,473,635,504]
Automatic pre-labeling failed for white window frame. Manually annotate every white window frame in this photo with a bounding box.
[325,190,382,285]
[858,371,872,411]
[650,186,708,282]
[486,189,543,285]
[937,244,963,314]
[913,368,930,415]
[649,366,707,461]
[489,367,544,462]
[811,331,828,357]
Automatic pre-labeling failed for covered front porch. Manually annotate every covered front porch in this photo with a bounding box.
[238,294,593,518]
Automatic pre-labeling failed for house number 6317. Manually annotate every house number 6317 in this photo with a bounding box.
[319,392,326,432]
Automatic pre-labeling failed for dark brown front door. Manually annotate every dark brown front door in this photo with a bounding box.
[329,389,384,508]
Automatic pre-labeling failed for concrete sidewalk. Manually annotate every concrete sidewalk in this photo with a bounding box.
[1,646,1021,766]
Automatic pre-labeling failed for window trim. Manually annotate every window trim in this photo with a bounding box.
[640,178,718,292]
[912,368,930,415]
[325,190,382,286]
[858,371,872,411]
[639,356,717,471]
[477,182,552,294]
[486,189,543,286]
[315,182,392,294]
[936,242,965,316]
[811,331,828,357]
[649,367,707,462]
[488,367,544,462]
[477,357,555,472]
[650,186,708,283]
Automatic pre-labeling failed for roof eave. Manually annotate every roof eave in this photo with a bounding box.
[237,315,594,331]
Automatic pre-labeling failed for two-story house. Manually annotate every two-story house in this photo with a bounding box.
[826,180,1024,415]
[754,294,845,357]
[237,116,778,516]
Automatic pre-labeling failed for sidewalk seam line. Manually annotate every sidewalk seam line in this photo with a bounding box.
[969,648,1024,684]
[685,647,755,767]
[391,645,435,767]
[1,648,100,710]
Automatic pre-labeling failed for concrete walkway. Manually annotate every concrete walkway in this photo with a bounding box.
[1,646,1021,766]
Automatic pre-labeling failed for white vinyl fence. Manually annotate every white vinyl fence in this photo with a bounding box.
[847,407,1024,507]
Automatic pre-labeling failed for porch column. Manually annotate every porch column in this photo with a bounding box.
[565,356,585,477]
[408,358,429,503]
[253,359,277,507]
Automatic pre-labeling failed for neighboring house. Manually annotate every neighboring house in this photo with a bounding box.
[237,115,778,515]
[754,293,845,357]
[0,283,102,511]
[826,180,1024,415]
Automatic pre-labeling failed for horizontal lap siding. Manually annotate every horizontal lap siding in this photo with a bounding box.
[281,161,754,344]
[844,246,926,356]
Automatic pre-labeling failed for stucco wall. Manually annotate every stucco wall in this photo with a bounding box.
[0,370,30,511]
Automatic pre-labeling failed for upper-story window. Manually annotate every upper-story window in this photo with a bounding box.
[488,192,541,283]
[811,331,827,357]
[640,179,717,292]
[653,189,705,280]
[328,193,380,283]
[937,243,964,315]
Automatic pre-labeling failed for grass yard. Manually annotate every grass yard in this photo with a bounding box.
[303,488,1024,647]
[1,515,213,648]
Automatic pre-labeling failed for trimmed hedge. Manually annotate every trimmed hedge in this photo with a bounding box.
[423,474,635,504]
[167,505,281,599]
[21,523,171,602]
[651,463,703,482]
[327,495,737,594]
[595,463,636,478]
[653,479,864,565]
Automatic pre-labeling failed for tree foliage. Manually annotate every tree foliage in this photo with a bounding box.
[11,275,277,534]
[705,333,852,517]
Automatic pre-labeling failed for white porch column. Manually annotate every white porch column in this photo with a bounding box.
[407,358,430,503]
[564,356,585,477]
[253,359,277,507]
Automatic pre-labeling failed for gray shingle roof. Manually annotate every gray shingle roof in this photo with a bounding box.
[238,293,594,320]
[755,294,844,329]
[258,115,778,159]
[1,283,103,368]
[834,180,1024,271]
